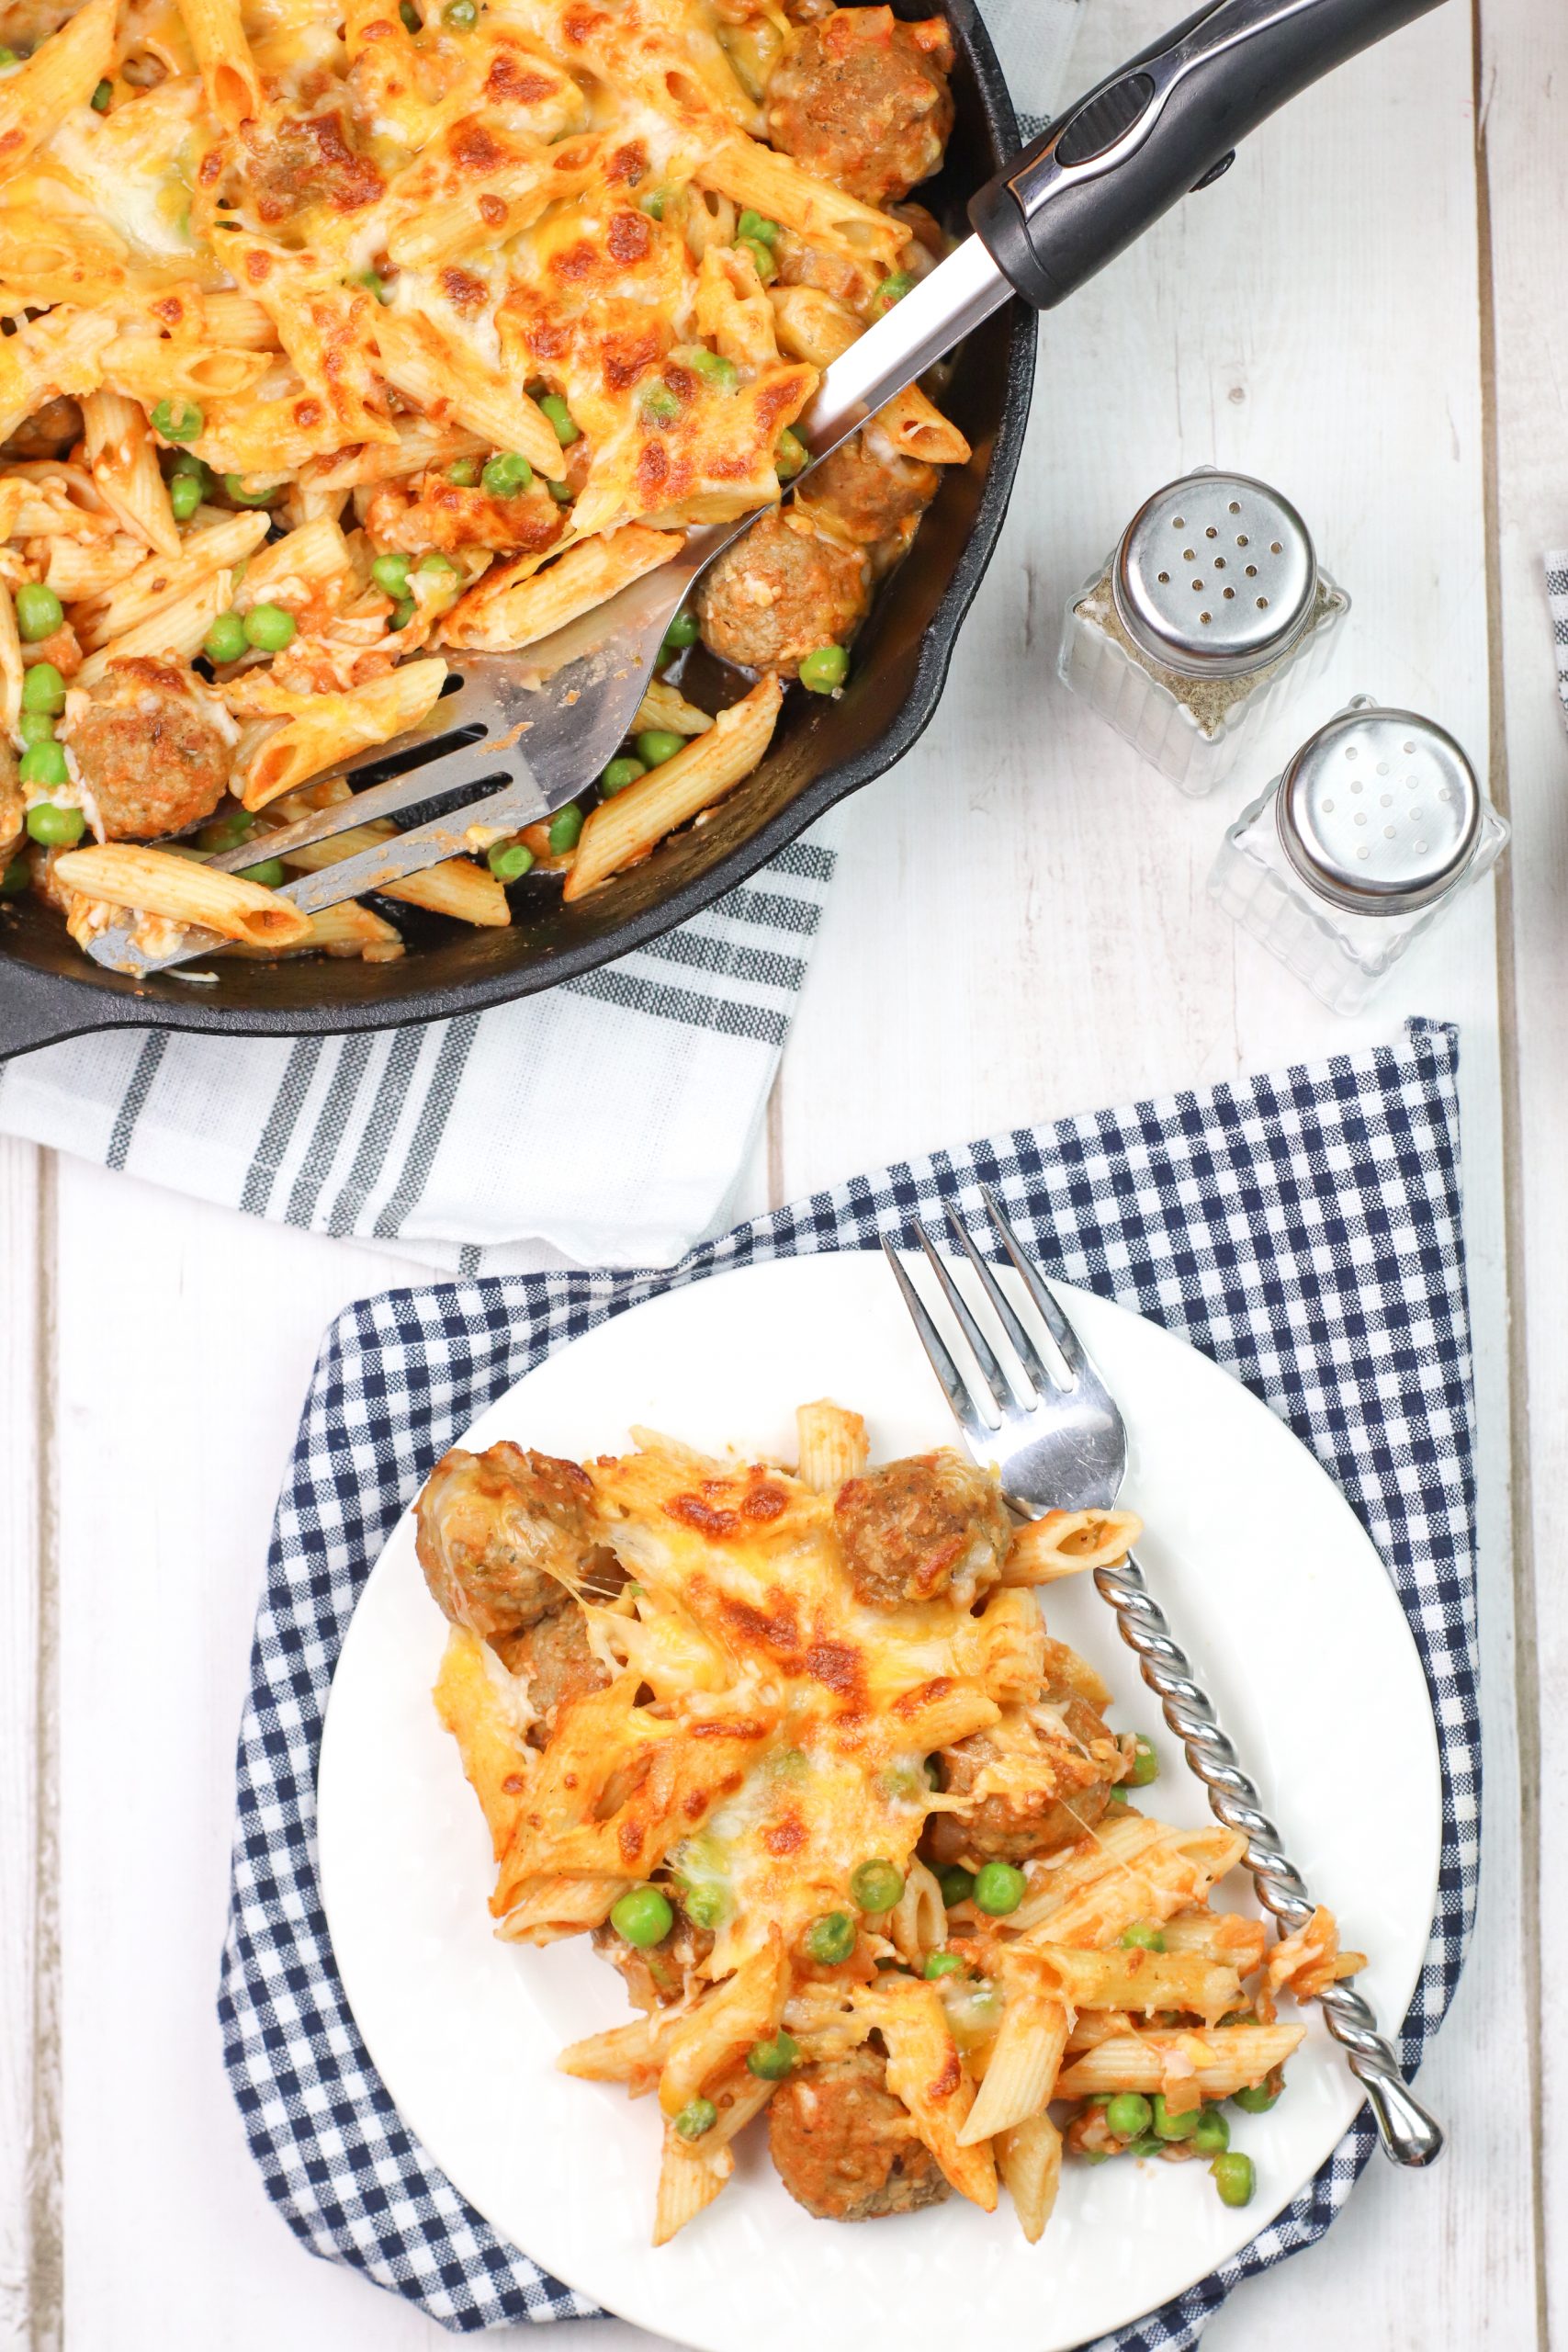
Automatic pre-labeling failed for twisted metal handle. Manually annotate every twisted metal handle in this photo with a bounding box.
[1094,1548,1444,2167]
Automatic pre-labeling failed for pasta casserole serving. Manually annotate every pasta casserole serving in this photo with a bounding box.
[0,0,975,967]
[415,1402,1363,2244]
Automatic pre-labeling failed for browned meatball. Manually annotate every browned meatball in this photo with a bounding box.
[769,2044,950,2221]
[834,1451,1010,1610]
[800,429,940,548]
[765,8,954,209]
[364,472,567,560]
[0,395,83,462]
[415,1442,601,1639]
[925,1692,1120,1869]
[491,1600,610,1744]
[696,507,871,677]
[69,659,232,841]
[243,107,384,225]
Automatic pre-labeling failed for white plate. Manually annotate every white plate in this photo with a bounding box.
[319,1253,1440,2352]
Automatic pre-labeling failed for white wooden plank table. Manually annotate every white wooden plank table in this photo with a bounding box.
[2,0,1562,2345]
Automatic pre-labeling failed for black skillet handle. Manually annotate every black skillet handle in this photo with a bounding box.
[969,0,1447,311]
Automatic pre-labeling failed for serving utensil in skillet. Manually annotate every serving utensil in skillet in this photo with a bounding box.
[882,1188,1446,2168]
[86,0,1445,979]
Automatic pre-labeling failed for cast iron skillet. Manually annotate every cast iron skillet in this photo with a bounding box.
[0,0,1034,1061]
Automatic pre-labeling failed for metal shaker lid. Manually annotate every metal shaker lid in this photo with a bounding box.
[1275,704,1481,917]
[1112,471,1318,681]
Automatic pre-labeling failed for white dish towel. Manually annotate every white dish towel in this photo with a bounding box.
[0,0,1082,1273]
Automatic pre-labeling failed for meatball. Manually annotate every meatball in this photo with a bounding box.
[765,8,954,209]
[364,472,566,559]
[834,1451,1010,1611]
[769,2044,950,2221]
[1,395,83,463]
[415,1441,601,1639]
[68,659,232,841]
[696,507,871,677]
[491,1599,611,1744]
[799,427,940,548]
[925,1692,1120,1869]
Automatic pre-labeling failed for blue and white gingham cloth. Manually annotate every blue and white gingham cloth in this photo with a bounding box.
[220,1015,1478,2346]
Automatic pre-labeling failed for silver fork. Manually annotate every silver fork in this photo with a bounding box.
[881,1188,1444,2168]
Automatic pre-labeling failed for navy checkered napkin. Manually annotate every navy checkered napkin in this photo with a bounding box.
[220,1015,1478,2347]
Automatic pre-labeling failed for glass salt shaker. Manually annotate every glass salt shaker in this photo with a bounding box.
[1056,469,1349,795]
[1208,697,1509,1014]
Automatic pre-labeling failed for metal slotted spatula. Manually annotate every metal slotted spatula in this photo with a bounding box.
[90,0,1442,978]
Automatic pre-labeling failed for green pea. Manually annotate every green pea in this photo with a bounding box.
[17,710,56,748]
[243,602,297,651]
[442,0,478,24]
[873,268,915,311]
[19,740,68,788]
[1104,2092,1154,2141]
[355,269,393,305]
[25,802,85,847]
[389,598,416,629]
[537,391,580,445]
[662,609,699,654]
[151,398,203,443]
[482,450,533,497]
[736,235,777,285]
[640,383,682,425]
[372,552,412,597]
[169,470,204,522]
[922,1951,963,1981]
[399,0,420,26]
[745,2031,798,2081]
[0,856,30,897]
[1106,1783,1129,1806]
[15,582,63,643]
[170,448,208,478]
[418,551,459,576]
[601,755,647,797]
[798,644,849,695]
[547,478,573,503]
[237,856,286,888]
[90,75,112,109]
[640,187,669,220]
[674,2098,716,2142]
[634,729,683,769]
[1120,1922,1166,1952]
[1191,2106,1231,2154]
[1127,1736,1159,1787]
[973,1860,1027,1916]
[611,1885,673,1949]
[1125,2134,1164,2160]
[488,842,535,882]
[1150,2094,1200,2143]
[804,1911,855,1966]
[1212,2151,1256,2208]
[773,425,807,481]
[198,809,255,853]
[446,457,480,486]
[224,472,284,507]
[0,51,20,68]
[203,611,247,664]
[20,662,65,715]
[736,209,779,246]
[682,1882,728,1931]
[850,1858,904,1915]
[1232,2078,1280,2114]
[937,1865,974,1908]
[687,347,739,394]
[547,801,583,854]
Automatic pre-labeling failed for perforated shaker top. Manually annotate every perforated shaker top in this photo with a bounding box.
[1112,471,1318,680]
[1276,705,1481,916]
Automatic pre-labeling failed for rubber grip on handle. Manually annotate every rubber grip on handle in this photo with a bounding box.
[969,0,1448,311]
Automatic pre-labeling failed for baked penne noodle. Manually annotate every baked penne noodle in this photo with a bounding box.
[277,820,510,926]
[441,524,682,653]
[76,570,232,686]
[80,391,180,559]
[307,421,490,494]
[220,899,405,961]
[651,2128,733,2247]
[859,1977,997,2211]
[958,1959,1068,2144]
[564,674,782,901]
[997,2110,1062,2245]
[235,661,447,809]
[195,292,281,351]
[102,338,275,408]
[39,535,148,603]
[874,383,972,467]
[74,511,269,650]
[0,308,115,446]
[494,1872,628,1943]
[658,1934,787,2120]
[175,0,262,127]
[700,134,905,266]
[888,1857,946,1964]
[1003,1508,1145,1584]
[1161,1909,1270,1975]
[795,1399,870,1493]
[1015,1826,1247,1951]
[1026,1944,1244,2025]
[52,842,310,949]
[972,1588,1049,1702]
[632,678,713,740]
[232,514,355,611]
[1054,2022,1306,2102]
[386,131,607,269]
[373,311,564,481]
[0,0,117,186]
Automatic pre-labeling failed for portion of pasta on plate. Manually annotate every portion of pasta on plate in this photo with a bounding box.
[414,1403,1363,2245]
[0,0,973,967]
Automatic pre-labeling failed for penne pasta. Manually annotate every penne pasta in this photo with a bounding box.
[1054,2022,1306,2102]
[175,0,263,127]
[73,511,269,650]
[80,391,180,560]
[220,899,405,960]
[958,1958,1068,2144]
[795,1398,870,1492]
[276,820,510,927]
[235,662,447,810]
[858,1977,997,2211]
[52,842,310,949]
[700,135,906,266]
[373,311,564,481]
[0,0,117,187]
[565,675,783,901]
[651,2128,732,2247]
[441,525,682,654]
[76,571,232,686]
[997,2111,1062,2245]
[1004,1508,1145,1584]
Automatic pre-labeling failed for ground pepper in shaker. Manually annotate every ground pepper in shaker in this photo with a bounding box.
[1057,469,1349,794]
[1208,697,1509,1013]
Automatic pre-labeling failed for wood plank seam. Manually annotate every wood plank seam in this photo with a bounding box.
[31,1149,62,2352]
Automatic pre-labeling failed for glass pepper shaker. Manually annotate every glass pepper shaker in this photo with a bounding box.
[1208,697,1509,1013]
[1056,469,1350,795]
